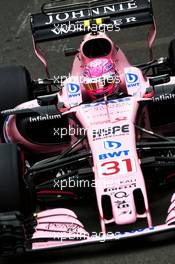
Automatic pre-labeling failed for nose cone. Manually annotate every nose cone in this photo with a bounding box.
[111,193,137,225]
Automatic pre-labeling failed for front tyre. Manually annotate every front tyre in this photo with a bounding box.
[0,65,32,111]
[169,39,175,75]
[0,144,35,256]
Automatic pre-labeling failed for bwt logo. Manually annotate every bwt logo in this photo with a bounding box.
[125,73,139,88]
[99,150,130,160]
[67,83,80,98]
[99,140,130,160]
[126,73,138,83]
[104,141,122,150]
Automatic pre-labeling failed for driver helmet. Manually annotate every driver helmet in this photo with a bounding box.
[83,58,119,99]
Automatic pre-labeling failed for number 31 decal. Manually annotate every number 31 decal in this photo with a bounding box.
[97,158,136,177]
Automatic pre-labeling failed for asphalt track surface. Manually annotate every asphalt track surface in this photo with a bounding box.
[1,0,175,263]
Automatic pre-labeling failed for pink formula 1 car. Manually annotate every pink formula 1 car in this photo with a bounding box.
[1,0,175,257]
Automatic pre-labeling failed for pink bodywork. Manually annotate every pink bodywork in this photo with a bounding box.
[4,32,175,250]
[5,33,130,151]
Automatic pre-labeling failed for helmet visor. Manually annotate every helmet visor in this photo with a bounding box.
[84,74,116,93]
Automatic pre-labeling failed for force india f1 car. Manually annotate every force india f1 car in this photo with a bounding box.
[1,0,175,257]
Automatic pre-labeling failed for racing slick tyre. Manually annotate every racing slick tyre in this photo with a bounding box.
[0,65,32,136]
[0,65,32,111]
[169,39,175,75]
[0,143,35,256]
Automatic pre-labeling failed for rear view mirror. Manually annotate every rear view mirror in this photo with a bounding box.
[64,48,79,57]
[149,74,170,86]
